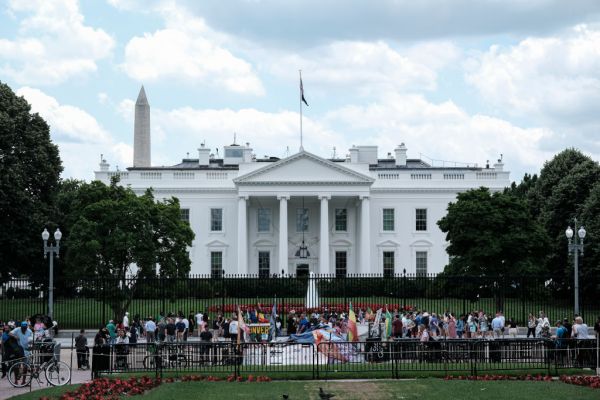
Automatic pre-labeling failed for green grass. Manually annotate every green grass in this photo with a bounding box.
[3,296,595,329]
[8,379,600,400]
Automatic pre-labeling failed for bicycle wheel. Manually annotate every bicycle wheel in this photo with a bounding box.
[8,362,33,388]
[45,361,71,386]
[143,355,160,369]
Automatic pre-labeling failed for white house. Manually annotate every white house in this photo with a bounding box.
[94,88,510,277]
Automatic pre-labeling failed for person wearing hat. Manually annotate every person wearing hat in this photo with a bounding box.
[10,321,33,357]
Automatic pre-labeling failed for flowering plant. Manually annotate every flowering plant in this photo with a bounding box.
[560,375,600,389]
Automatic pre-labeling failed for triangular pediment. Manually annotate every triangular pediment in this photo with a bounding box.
[234,151,374,185]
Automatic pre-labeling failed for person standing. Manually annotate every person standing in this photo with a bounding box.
[106,320,117,344]
[75,329,89,370]
[144,317,156,343]
[527,314,536,338]
[492,312,505,338]
[10,322,33,357]
[572,317,589,339]
[195,311,204,337]
[392,315,403,339]
[122,312,129,329]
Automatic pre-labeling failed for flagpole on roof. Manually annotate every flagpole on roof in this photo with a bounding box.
[299,69,303,151]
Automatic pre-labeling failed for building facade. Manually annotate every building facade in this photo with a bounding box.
[94,88,510,277]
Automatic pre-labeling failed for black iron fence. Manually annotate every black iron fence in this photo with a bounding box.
[90,338,599,379]
[1,274,599,329]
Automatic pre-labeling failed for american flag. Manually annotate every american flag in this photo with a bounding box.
[300,77,309,106]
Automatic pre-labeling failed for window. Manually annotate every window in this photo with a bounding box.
[416,208,427,231]
[180,208,190,224]
[335,209,347,231]
[416,251,428,276]
[382,208,395,231]
[225,148,243,158]
[210,208,223,231]
[383,251,395,277]
[296,208,309,232]
[257,208,271,232]
[335,251,347,277]
[258,251,270,278]
[211,251,223,278]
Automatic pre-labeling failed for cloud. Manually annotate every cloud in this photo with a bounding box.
[268,41,460,95]
[0,0,114,85]
[323,93,557,176]
[16,87,131,179]
[121,3,264,95]
[185,0,600,46]
[466,25,600,124]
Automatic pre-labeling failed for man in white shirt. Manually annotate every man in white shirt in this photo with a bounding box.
[492,312,505,338]
[195,311,203,336]
[229,313,239,339]
[572,316,589,339]
[123,312,129,329]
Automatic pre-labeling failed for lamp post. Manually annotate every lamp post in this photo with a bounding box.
[42,228,62,319]
[565,219,586,316]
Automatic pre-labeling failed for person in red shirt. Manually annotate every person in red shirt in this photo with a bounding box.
[392,315,403,338]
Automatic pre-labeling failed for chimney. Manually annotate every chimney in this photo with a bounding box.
[99,154,109,171]
[494,154,504,171]
[349,146,359,163]
[198,143,210,166]
[133,86,151,167]
[395,143,407,167]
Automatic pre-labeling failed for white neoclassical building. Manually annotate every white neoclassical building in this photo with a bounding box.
[95,88,510,277]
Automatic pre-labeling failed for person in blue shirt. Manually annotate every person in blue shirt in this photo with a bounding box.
[10,322,33,357]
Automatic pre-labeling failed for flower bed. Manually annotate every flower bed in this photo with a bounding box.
[560,375,600,389]
[39,375,273,400]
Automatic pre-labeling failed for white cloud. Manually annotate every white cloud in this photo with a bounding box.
[16,87,131,179]
[268,41,460,95]
[0,0,114,85]
[121,4,264,95]
[323,93,556,174]
[466,25,600,123]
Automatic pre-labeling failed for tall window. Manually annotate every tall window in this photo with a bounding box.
[211,251,223,278]
[415,208,427,231]
[210,208,223,231]
[382,208,395,231]
[258,251,270,278]
[257,208,271,232]
[383,251,395,277]
[296,208,309,232]
[416,251,428,276]
[335,251,347,277]
[180,208,190,224]
[335,209,347,231]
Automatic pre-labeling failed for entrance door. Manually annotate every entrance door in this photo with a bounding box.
[296,264,309,277]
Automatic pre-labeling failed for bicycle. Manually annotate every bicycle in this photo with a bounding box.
[8,342,71,388]
[142,342,188,370]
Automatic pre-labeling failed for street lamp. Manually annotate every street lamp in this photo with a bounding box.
[565,219,586,316]
[42,228,62,319]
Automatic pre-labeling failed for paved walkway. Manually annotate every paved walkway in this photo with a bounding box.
[0,349,90,400]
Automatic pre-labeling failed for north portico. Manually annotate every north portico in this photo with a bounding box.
[233,150,374,276]
[94,87,511,276]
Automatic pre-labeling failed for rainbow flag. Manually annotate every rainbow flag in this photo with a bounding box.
[348,302,359,342]
[237,306,250,344]
[385,308,393,339]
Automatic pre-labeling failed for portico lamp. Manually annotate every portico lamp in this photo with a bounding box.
[565,220,585,316]
[295,197,310,259]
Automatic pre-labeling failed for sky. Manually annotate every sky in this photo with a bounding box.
[1,0,600,181]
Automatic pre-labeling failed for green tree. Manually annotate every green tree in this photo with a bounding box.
[0,81,62,281]
[437,187,549,309]
[65,178,194,320]
[530,149,600,279]
[579,182,600,295]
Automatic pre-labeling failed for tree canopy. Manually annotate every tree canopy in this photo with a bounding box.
[438,187,549,277]
[64,178,194,319]
[0,81,62,281]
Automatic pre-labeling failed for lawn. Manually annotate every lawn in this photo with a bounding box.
[3,296,594,329]
[8,379,600,400]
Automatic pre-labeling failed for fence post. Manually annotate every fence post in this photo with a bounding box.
[101,279,106,325]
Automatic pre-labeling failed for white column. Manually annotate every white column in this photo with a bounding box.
[319,195,331,275]
[360,195,370,274]
[237,195,248,274]
[278,195,289,275]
